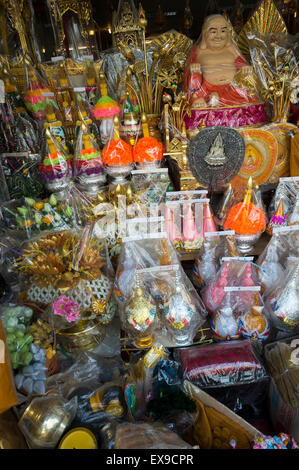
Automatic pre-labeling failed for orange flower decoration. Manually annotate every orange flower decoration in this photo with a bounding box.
[42,214,55,225]
[224,202,267,235]
[133,136,163,163]
[102,139,133,166]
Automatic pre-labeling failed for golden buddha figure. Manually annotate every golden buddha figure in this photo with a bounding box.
[183,15,260,108]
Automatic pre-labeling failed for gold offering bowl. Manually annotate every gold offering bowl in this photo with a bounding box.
[18,393,74,449]
[56,313,106,353]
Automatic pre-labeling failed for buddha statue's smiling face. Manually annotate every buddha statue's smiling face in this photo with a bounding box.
[203,16,230,50]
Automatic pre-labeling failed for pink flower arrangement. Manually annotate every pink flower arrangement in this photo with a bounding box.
[53,296,80,323]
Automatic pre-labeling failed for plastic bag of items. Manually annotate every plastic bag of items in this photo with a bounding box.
[175,339,270,417]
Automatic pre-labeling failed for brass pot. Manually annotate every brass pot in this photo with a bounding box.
[56,316,106,353]
[18,393,76,449]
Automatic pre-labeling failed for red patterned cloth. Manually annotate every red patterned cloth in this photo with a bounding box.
[178,340,266,388]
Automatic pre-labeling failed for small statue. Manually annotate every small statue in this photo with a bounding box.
[183,14,259,108]
[204,133,227,166]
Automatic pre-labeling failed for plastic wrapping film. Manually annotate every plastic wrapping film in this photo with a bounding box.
[102,135,133,167]
[131,168,172,208]
[193,232,237,289]
[0,304,35,371]
[223,190,267,236]
[210,287,270,343]
[23,60,57,123]
[183,15,262,110]
[247,32,299,122]
[114,422,193,449]
[264,336,299,411]
[201,257,261,315]
[1,302,59,396]
[268,179,299,221]
[73,123,104,183]
[122,344,197,441]
[83,59,99,108]
[174,340,269,416]
[0,87,40,155]
[0,188,85,240]
[288,191,299,225]
[115,233,207,348]
[16,225,115,319]
[164,191,209,251]
[39,128,72,185]
[0,152,44,203]
[133,134,163,165]
[263,256,299,335]
[257,231,288,291]
[74,92,101,143]
[175,339,268,385]
[46,356,127,434]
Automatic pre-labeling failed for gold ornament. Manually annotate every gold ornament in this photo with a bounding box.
[91,299,107,315]
[18,231,105,288]
[113,0,142,49]
[128,287,152,325]
[238,0,287,62]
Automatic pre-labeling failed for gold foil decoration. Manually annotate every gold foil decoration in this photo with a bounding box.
[238,0,287,62]
[17,230,105,288]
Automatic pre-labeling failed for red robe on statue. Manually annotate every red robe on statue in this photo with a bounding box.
[183,45,259,107]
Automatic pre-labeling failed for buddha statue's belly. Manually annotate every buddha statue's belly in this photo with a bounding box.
[202,64,236,86]
[198,51,237,86]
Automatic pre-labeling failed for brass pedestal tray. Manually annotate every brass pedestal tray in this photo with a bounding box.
[56,310,106,353]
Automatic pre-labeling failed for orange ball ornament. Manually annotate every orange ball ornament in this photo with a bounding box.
[102,139,133,166]
[224,202,267,235]
[133,136,163,163]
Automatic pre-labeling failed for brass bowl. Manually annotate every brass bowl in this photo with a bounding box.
[56,317,106,353]
[18,393,75,449]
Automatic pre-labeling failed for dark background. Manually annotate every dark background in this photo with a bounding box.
[91,0,298,49]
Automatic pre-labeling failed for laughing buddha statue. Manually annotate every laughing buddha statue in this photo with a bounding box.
[183,15,260,108]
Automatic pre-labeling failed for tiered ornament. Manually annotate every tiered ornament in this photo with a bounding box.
[239,293,270,341]
[211,292,241,342]
[224,177,267,254]
[203,201,217,235]
[266,200,287,235]
[201,260,231,314]
[102,115,134,185]
[124,272,157,348]
[91,72,121,145]
[258,236,285,290]
[162,267,197,345]
[133,113,163,167]
[182,203,203,251]
[193,238,217,289]
[44,103,71,157]
[120,92,141,144]
[23,62,56,123]
[39,129,72,196]
[266,259,299,331]
[73,124,106,195]
[288,193,299,226]
[164,204,182,248]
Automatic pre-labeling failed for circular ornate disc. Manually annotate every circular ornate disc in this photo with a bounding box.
[266,123,296,182]
[232,128,278,186]
[157,68,178,88]
[187,126,245,189]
